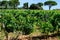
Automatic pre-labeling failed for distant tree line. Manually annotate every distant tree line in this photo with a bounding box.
[0,0,20,9]
[0,0,57,10]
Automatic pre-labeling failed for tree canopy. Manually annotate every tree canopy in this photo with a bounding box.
[37,2,43,7]
[23,2,28,9]
[44,1,57,10]
[29,3,43,10]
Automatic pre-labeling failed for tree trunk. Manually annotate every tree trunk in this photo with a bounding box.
[5,2,7,9]
[3,23,8,40]
[5,5,7,9]
[58,27,59,33]
[14,5,16,9]
[49,5,51,10]
[5,31,8,40]
[15,32,21,40]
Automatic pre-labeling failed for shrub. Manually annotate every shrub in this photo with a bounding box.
[20,24,33,35]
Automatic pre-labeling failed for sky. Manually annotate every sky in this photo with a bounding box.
[18,0,60,10]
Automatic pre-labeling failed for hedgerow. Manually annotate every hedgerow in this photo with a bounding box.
[0,10,60,35]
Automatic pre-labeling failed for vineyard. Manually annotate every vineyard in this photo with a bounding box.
[0,9,60,40]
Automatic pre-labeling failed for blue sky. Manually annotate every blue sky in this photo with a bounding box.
[18,0,60,10]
